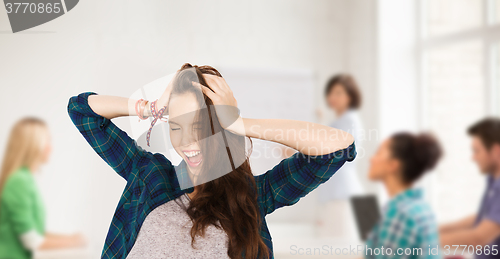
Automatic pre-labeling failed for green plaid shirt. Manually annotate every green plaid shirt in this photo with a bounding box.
[365,188,441,259]
[68,92,356,259]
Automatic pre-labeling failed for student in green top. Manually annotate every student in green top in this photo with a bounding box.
[0,117,85,259]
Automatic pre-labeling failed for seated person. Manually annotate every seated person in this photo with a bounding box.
[0,118,85,259]
[365,132,443,259]
[439,118,500,259]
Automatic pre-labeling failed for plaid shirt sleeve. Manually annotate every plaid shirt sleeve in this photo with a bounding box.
[255,142,356,215]
[67,92,150,182]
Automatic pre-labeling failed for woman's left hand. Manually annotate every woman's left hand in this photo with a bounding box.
[193,74,244,135]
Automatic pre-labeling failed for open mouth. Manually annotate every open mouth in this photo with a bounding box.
[183,150,203,167]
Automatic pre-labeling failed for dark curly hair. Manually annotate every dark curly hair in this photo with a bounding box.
[389,132,443,184]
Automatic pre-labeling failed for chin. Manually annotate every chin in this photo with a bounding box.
[481,169,493,175]
[368,171,382,181]
[478,163,494,174]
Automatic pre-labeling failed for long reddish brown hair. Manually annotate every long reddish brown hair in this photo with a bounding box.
[168,63,269,259]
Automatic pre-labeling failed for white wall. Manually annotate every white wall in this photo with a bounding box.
[0,0,380,253]
[377,0,419,136]
[344,0,378,194]
[375,0,419,204]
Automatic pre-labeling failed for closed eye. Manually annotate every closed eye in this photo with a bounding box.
[171,127,181,131]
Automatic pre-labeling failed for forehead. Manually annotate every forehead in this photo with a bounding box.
[168,92,201,123]
[332,84,347,92]
[379,139,391,152]
[472,136,486,148]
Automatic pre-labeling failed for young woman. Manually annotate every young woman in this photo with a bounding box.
[365,132,443,259]
[318,73,364,201]
[68,63,356,259]
[0,118,85,259]
[315,74,364,238]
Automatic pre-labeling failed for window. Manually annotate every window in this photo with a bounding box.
[425,0,483,37]
[420,0,500,222]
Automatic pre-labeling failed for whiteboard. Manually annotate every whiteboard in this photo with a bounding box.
[219,66,316,175]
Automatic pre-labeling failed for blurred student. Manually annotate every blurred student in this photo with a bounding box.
[366,132,442,259]
[439,118,500,259]
[315,74,364,238]
[0,118,85,259]
[317,74,364,200]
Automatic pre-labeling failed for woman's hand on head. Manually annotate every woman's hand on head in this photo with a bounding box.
[193,74,245,135]
[199,74,238,108]
[157,77,175,110]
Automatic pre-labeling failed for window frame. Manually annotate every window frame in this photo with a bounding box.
[417,0,500,220]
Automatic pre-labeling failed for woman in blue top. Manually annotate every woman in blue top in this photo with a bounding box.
[68,63,356,259]
[365,132,443,259]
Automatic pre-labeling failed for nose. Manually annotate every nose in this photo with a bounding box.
[180,130,197,148]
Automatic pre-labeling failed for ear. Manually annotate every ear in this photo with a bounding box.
[387,158,402,176]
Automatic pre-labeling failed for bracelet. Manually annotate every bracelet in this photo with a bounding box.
[146,100,168,147]
[150,100,158,117]
[143,100,150,118]
[135,99,148,121]
[150,100,168,122]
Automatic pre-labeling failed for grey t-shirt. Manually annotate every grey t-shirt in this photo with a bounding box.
[126,194,230,259]
[475,175,500,259]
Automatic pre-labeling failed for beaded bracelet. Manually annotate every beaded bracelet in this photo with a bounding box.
[146,100,167,147]
[150,100,169,122]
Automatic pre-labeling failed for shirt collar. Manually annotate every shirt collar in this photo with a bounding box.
[487,174,500,190]
[174,160,195,192]
[389,188,423,206]
[338,108,356,119]
[19,165,31,174]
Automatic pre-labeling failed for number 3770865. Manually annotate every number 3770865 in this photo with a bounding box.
[443,245,498,256]
[5,3,62,14]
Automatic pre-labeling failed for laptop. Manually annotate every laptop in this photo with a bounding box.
[350,195,381,241]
